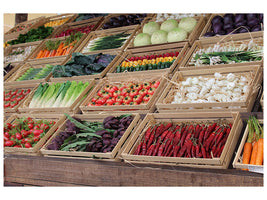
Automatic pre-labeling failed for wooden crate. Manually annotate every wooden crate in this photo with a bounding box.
[179,37,263,71]
[127,16,206,52]
[156,65,263,113]
[26,35,85,65]
[121,112,243,169]
[49,17,101,39]
[199,14,264,42]
[4,40,43,66]
[49,50,123,82]
[65,15,105,29]
[106,42,189,78]
[4,83,39,114]
[4,58,66,87]
[4,16,45,42]
[18,79,95,115]
[4,113,65,155]
[40,113,141,159]
[233,119,263,173]
[260,92,264,110]
[80,72,167,114]
[75,25,139,55]
[97,13,153,30]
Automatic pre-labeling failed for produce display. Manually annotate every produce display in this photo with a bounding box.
[4,64,15,76]
[9,23,33,33]
[102,14,147,29]
[204,13,263,37]
[54,25,95,38]
[133,120,232,158]
[28,81,90,108]
[134,17,197,47]
[74,13,107,22]
[7,26,54,45]
[242,116,263,167]
[4,88,31,109]
[87,80,160,106]
[44,18,70,27]
[4,46,35,63]
[3,117,56,148]
[189,40,263,66]
[115,51,179,73]
[168,72,252,104]
[35,32,83,59]
[155,13,206,22]
[52,52,116,78]
[82,33,131,52]
[15,64,53,81]
[46,114,133,153]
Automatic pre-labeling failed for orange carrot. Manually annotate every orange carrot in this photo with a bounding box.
[36,50,44,59]
[250,141,258,165]
[44,49,50,57]
[242,119,254,170]
[256,138,264,165]
[39,49,47,58]
[50,49,57,57]
[65,45,74,55]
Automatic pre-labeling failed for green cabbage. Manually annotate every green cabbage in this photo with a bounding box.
[160,19,178,32]
[151,30,168,44]
[143,21,160,35]
[167,28,188,42]
[178,17,197,33]
[133,33,151,47]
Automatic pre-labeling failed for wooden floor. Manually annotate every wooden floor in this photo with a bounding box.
[4,154,263,187]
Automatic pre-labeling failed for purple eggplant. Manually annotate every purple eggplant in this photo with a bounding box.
[251,24,262,32]
[247,18,260,28]
[204,31,215,37]
[212,16,223,25]
[224,14,235,24]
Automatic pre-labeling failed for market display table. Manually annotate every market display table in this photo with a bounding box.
[4,154,263,186]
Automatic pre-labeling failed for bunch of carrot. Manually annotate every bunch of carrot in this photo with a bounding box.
[242,116,264,168]
[36,32,83,59]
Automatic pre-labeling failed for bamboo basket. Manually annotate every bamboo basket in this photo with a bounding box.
[49,50,123,82]
[156,65,263,113]
[4,83,39,114]
[97,13,153,31]
[4,58,66,87]
[233,119,263,173]
[80,72,168,114]
[179,37,264,71]
[199,13,264,42]
[26,35,86,65]
[4,113,65,155]
[4,40,43,66]
[4,16,46,42]
[127,16,205,52]
[121,112,243,169]
[260,92,264,110]
[18,79,96,115]
[40,113,141,159]
[106,42,189,78]
[75,25,139,55]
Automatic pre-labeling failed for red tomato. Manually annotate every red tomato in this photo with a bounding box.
[147,87,156,95]
[143,94,152,102]
[16,132,22,140]
[96,98,106,105]
[133,83,143,91]
[97,89,106,97]
[25,142,32,148]
[122,96,133,104]
[28,123,34,129]
[142,82,151,90]
[139,88,148,97]
[108,86,118,93]
[4,132,10,138]
[133,95,143,104]
[151,80,160,88]
[14,145,22,148]
[115,95,124,104]
[129,89,138,98]
[121,88,131,97]
[113,90,121,98]
[4,140,14,147]
[106,98,115,105]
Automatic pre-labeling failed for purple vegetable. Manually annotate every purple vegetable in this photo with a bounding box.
[212,22,224,34]
[251,24,262,32]
[247,18,260,28]
[216,30,226,35]
[204,31,215,37]
[258,14,263,23]
[212,16,223,25]
[224,23,234,30]
[246,14,258,21]
[225,28,235,34]
[96,54,116,67]
[238,27,250,33]
[111,138,119,145]
[235,20,247,27]
[235,14,246,23]
[224,14,235,24]
[103,139,111,146]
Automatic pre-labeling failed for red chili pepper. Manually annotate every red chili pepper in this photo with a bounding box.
[206,151,211,158]
[146,143,156,156]
[165,123,173,131]
[157,141,167,157]
[134,141,142,155]
[201,146,207,158]
[155,124,165,138]
[144,126,153,143]
[160,130,170,141]
[191,144,196,158]
[216,144,225,157]
[180,128,188,147]
[195,125,202,138]
[196,144,201,158]
[141,141,147,155]
[152,138,161,156]
[173,128,181,146]
[211,145,217,157]
[210,126,223,147]
[164,140,174,157]
[147,131,155,149]
[198,127,206,145]
[204,122,217,141]
[204,132,216,151]
[186,140,193,157]
[229,123,232,129]
[213,127,227,147]
[173,144,181,157]
[177,141,188,157]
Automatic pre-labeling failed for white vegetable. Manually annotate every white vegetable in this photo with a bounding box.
[227,82,236,90]
[227,73,235,82]
[243,85,250,94]
[191,77,199,85]
[214,72,223,79]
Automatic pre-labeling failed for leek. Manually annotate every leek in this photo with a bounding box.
[52,81,72,107]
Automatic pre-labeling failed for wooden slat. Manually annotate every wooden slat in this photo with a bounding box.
[4,155,263,186]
